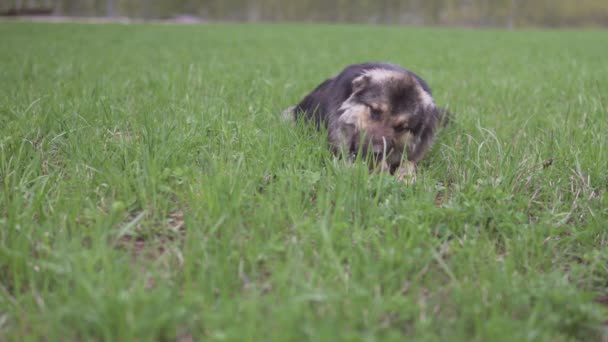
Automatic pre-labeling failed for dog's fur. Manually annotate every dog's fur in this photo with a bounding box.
[284,63,444,182]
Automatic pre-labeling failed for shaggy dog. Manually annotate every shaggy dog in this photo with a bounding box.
[283,62,446,182]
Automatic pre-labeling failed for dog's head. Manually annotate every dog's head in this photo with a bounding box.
[332,68,437,170]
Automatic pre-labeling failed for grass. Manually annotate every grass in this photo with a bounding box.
[0,21,607,341]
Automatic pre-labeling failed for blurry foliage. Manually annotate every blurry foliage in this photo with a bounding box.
[2,0,608,27]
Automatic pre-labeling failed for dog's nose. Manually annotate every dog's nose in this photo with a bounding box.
[372,137,394,155]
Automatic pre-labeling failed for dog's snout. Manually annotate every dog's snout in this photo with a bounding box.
[372,136,394,155]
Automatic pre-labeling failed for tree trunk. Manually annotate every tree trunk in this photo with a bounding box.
[106,0,114,17]
[507,0,517,30]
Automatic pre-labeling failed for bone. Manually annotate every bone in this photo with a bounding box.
[395,161,417,184]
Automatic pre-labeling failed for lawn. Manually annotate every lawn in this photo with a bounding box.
[0,21,607,340]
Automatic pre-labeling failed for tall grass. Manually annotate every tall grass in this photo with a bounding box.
[0,22,607,340]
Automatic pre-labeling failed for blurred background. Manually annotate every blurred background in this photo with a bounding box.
[2,0,608,28]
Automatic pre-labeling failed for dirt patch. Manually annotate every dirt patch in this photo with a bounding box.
[113,210,186,261]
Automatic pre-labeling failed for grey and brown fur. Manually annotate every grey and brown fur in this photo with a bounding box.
[284,62,445,182]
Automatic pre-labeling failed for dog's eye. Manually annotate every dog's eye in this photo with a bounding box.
[394,124,409,133]
[370,108,382,120]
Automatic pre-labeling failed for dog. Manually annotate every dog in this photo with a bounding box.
[283,62,446,182]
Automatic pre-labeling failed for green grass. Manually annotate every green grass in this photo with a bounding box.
[0,21,607,341]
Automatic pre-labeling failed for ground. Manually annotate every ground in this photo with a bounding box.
[0,21,607,340]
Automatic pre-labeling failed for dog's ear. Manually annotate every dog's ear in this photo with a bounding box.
[352,75,370,93]
[407,105,440,163]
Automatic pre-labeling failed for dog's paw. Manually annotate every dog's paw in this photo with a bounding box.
[281,106,296,123]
